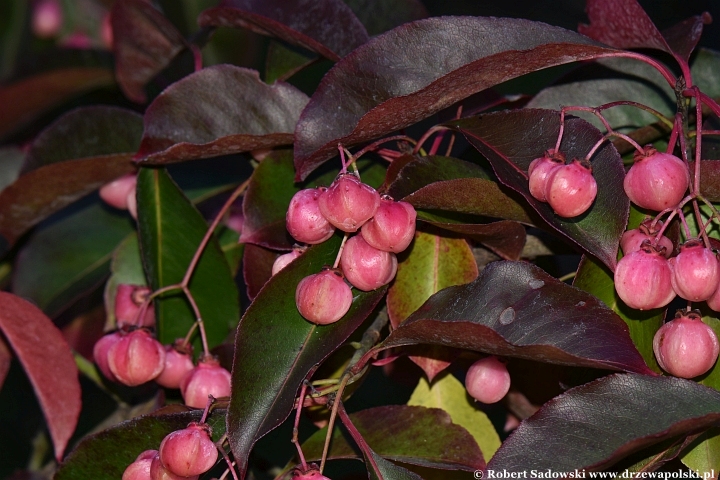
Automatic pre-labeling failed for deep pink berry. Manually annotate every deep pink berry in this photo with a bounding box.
[100,173,137,210]
[623,147,689,211]
[295,269,353,325]
[122,450,157,480]
[286,188,335,244]
[93,331,122,382]
[620,219,673,258]
[156,343,195,389]
[292,465,331,480]
[159,423,218,477]
[360,196,417,253]
[669,241,720,302]
[653,312,719,378]
[180,357,232,409]
[107,329,166,386]
[545,159,597,218]
[272,248,304,276]
[465,356,511,404]
[340,235,397,291]
[32,0,63,39]
[614,244,675,310]
[150,452,198,480]
[115,284,155,328]
[528,153,564,203]
[318,173,380,232]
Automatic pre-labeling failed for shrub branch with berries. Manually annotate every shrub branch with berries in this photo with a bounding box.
[4,0,720,478]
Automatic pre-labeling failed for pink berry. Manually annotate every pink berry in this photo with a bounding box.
[653,312,719,378]
[100,174,137,210]
[360,196,417,253]
[180,357,232,409]
[295,269,353,325]
[32,0,63,38]
[545,159,597,218]
[623,147,689,211]
[159,423,218,477]
[272,248,304,276]
[286,188,336,244]
[107,329,166,386]
[122,450,157,480]
[101,11,114,49]
[127,188,138,220]
[292,466,331,480]
[620,219,673,258]
[669,241,720,302]
[465,356,511,404]
[115,284,155,328]
[93,331,122,382]
[614,244,675,310]
[150,452,198,480]
[318,174,380,232]
[340,235,397,291]
[156,343,195,389]
[60,31,93,49]
[528,153,564,203]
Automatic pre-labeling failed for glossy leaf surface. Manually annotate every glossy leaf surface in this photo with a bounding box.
[0,292,80,461]
[365,445,424,480]
[227,234,386,477]
[136,168,239,349]
[455,110,628,270]
[381,260,652,374]
[300,405,485,470]
[242,243,276,301]
[136,66,308,164]
[417,221,526,261]
[294,16,621,179]
[199,0,368,61]
[488,374,720,470]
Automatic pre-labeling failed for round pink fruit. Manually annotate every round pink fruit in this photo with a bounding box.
[156,343,195,389]
[318,174,380,232]
[545,159,597,218]
[653,312,719,378]
[122,450,157,480]
[623,147,689,211]
[272,248,304,276]
[115,284,155,328]
[150,452,198,480]
[180,357,232,409]
[107,329,166,386]
[614,245,675,310]
[93,331,122,382]
[100,174,137,210]
[360,196,417,253]
[32,0,63,39]
[340,235,397,291]
[528,153,564,203]
[620,219,673,258]
[669,241,720,302]
[159,423,218,477]
[465,356,511,404]
[295,269,353,325]
[286,188,336,244]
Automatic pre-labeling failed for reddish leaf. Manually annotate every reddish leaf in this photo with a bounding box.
[381,261,653,374]
[0,107,142,248]
[343,0,428,36]
[660,14,711,62]
[0,68,114,139]
[488,374,720,471]
[0,337,10,390]
[198,0,368,61]
[135,66,308,164]
[242,243,276,300]
[420,221,526,261]
[693,161,720,202]
[0,292,81,461]
[455,109,628,271]
[293,16,623,180]
[111,0,188,103]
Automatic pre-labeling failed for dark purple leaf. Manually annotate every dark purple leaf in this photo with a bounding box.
[0,68,115,139]
[381,261,653,374]
[693,161,720,202]
[0,107,142,248]
[0,292,81,461]
[198,0,368,61]
[111,0,188,103]
[661,14,711,63]
[422,221,527,261]
[227,234,387,478]
[293,16,622,180]
[135,66,308,164]
[0,337,10,392]
[343,0,428,36]
[487,374,720,471]
[242,243,276,300]
[455,109,628,271]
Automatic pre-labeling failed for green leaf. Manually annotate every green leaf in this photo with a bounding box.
[265,40,317,83]
[408,373,500,463]
[681,428,720,475]
[104,234,147,330]
[366,450,423,480]
[136,167,239,349]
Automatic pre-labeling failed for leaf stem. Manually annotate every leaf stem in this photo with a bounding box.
[319,374,350,473]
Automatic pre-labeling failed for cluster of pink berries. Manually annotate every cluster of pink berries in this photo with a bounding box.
[528,150,598,218]
[465,356,511,404]
[100,173,139,219]
[281,172,417,325]
[122,422,218,480]
[93,284,231,408]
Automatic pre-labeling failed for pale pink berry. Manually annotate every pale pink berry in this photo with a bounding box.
[528,153,564,203]
[623,147,689,211]
[545,159,597,218]
[295,269,353,325]
[292,466,331,480]
[127,188,138,220]
[107,329,166,386]
[93,331,122,382]
[620,219,673,258]
[653,312,719,378]
[115,284,155,328]
[707,282,720,312]
[150,452,198,480]
[180,357,232,409]
[318,174,380,232]
[614,244,675,310]
[360,196,417,253]
[272,248,304,276]
[465,356,511,404]
[669,241,720,302]
[340,235,397,291]
[286,188,336,244]
[123,450,157,480]
[100,174,137,210]
[159,423,218,477]
[32,0,63,38]
[101,11,113,49]
[155,343,194,389]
